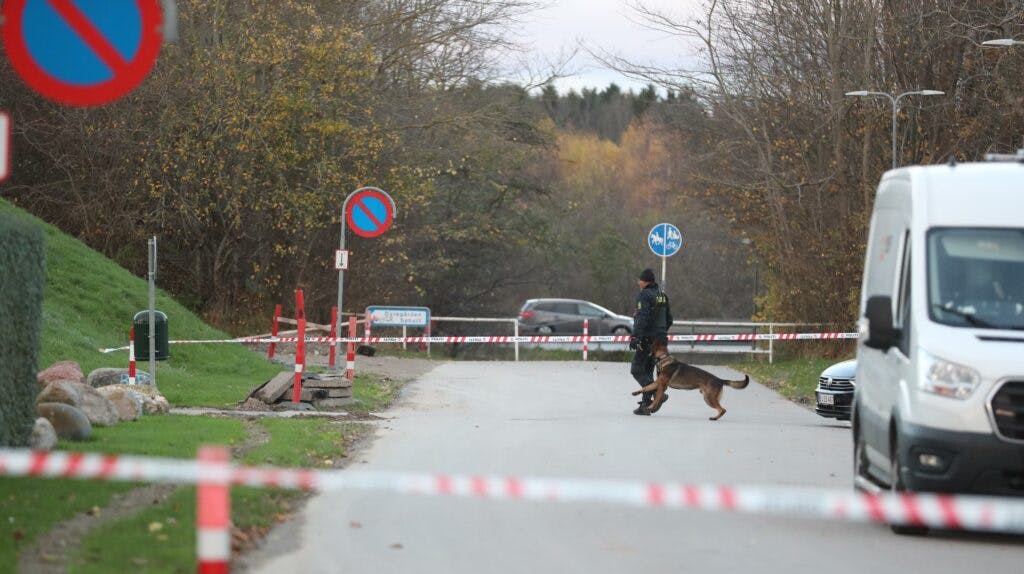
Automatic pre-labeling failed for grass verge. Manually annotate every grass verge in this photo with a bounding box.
[68,417,360,573]
[0,416,246,571]
[730,356,849,405]
[348,372,403,414]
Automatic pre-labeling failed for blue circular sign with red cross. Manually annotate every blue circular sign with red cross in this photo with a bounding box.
[345,187,395,238]
[1,0,163,107]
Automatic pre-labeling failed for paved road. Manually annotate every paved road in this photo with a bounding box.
[253,361,1022,573]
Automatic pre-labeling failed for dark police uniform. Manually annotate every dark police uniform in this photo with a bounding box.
[630,282,673,409]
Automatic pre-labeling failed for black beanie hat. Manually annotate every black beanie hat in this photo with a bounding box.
[638,268,656,283]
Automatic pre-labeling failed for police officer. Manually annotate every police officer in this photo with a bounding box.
[629,268,673,415]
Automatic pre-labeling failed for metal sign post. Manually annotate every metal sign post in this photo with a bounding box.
[148,236,157,385]
[647,223,682,288]
[0,112,10,183]
[336,187,395,361]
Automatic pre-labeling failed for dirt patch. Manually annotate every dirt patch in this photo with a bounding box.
[17,484,178,574]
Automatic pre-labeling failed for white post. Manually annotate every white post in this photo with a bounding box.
[769,323,775,364]
[402,326,407,351]
[514,320,519,362]
[583,319,589,361]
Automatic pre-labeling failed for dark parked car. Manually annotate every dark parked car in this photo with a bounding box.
[518,299,633,335]
[815,359,855,420]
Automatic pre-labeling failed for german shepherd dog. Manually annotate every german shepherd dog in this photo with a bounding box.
[632,339,750,420]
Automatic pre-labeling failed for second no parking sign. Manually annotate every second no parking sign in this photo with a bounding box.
[1,0,164,106]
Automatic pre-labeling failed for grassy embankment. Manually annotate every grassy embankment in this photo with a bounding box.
[0,200,399,571]
[730,355,852,405]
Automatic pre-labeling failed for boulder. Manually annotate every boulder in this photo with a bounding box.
[37,380,120,427]
[37,403,92,441]
[86,367,154,389]
[144,395,170,415]
[37,360,85,388]
[96,387,144,422]
[29,417,58,450]
[94,383,170,415]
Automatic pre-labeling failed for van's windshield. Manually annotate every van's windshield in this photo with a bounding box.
[928,228,1024,330]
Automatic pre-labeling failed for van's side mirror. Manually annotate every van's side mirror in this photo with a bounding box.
[864,295,900,350]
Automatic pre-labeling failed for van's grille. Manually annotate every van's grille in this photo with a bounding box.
[991,382,1024,441]
[819,376,855,392]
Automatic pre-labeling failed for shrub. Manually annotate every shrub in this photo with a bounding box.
[0,213,46,446]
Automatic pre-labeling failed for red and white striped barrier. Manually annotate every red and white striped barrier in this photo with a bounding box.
[267,304,282,360]
[292,290,306,404]
[127,327,136,384]
[197,446,231,574]
[100,332,859,353]
[345,316,356,381]
[328,306,338,369]
[2,448,1024,534]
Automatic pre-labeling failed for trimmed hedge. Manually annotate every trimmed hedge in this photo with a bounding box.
[0,213,45,447]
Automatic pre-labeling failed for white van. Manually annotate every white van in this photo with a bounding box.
[854,155,1024,528]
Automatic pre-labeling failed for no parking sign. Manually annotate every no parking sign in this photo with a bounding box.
[1,0,164,106]
[345,187,395,238]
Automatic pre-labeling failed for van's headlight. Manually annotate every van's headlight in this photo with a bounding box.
[921,354,980,399]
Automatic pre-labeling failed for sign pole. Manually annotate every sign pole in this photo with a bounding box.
[0,112,10,183]
[148,236,157,386]
[335,194,353,362]
[661,223,668,288]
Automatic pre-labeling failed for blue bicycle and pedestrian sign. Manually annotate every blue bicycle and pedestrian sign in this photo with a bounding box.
[1,0,164,107]
[648,223,682,257]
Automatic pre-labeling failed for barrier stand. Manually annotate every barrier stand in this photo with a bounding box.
[197,446,231,574]
[292,290,305,404]
[583,319,589,361]
[345,316,356,381]
[423,321,431,355]
[267,304,281,360]
[328,306,338,369]
[128,327,136,385]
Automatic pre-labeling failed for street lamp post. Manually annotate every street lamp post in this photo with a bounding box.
[845,89,945,169]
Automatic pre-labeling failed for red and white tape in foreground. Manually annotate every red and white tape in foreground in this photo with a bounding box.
[3,448,1024,533]
[99,332,858,353]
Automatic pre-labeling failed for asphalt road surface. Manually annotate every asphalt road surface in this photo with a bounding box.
[252,361,1022,573]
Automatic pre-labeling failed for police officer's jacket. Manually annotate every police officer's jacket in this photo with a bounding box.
[633,283,673,338]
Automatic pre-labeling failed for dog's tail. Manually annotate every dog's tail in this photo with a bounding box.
[724,375,750,389]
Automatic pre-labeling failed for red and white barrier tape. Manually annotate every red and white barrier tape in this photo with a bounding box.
[2,448,1023,533]
[99,332,859,353]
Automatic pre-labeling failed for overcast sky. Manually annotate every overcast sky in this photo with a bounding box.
[514,0,703,94]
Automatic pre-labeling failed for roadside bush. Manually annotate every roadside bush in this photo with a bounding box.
[0,213,45,446]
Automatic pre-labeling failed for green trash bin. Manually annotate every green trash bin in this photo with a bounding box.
[133,310,170,361]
